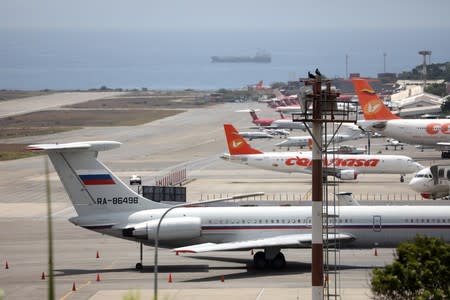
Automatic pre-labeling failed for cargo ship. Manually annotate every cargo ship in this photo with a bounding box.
[211,51,271,63]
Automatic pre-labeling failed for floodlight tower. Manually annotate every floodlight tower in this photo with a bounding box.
[292,70,357,300]
[418,50,432,87]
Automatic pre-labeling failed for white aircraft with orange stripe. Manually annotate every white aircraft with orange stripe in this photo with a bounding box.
[352,78,450,158]
[221,124,423,182]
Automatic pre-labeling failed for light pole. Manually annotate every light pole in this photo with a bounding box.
[153,192,264,300]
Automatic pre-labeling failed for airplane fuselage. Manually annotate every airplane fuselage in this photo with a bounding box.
[72,205,450,249]
[224,152,422,175]
[360,119,450,146]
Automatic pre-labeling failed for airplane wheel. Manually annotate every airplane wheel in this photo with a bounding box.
[400,176,404,183]
[253,251,266,269]
[135,262,143,270]
[270,253,286,270]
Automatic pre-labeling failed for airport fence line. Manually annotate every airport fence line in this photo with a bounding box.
[190,192,425,203]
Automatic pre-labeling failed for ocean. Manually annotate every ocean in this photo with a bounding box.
[1,28,449,91]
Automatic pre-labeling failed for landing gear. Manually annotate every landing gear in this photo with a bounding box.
[253,251,266,269]
[135,242,144,271]
[271,253,286,269]
[400,175,404,183]
[252,248,286,270]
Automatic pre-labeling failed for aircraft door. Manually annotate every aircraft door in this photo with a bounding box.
[373,215,382,232]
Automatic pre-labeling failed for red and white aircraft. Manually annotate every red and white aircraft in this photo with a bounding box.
[238,109,307,131]
[222,124,423,182]
[352,78,450,158]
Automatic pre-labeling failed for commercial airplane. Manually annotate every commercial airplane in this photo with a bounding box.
[352,78,450,158]
[275,124,362,150]
[383,138,406,151]
[409,165,450,199]
[238,130,274,140]
[222,124,423,182]
[27,141,450,270]
[238,109,307,131]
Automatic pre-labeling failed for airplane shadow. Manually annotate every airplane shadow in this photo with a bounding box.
[53,256,374,281]
[179,255,373,282]
[53,264,210,276]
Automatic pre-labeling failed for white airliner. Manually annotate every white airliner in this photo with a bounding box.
[28,141,450,270]
[409,165,450,199]
[352,78,450,158]
[222,124,423,182]
[238,130,274,140]
[383,138,406,151]
[275,123,362,149]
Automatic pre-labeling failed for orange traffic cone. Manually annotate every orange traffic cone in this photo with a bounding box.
[41,272,45,280]
[168,273,173,283]
[96,250,100,259]
[220,275,224,282]
[374,248,378,256]
[96,273,101,282]
[5,261,9,269]
[72,282,76,291]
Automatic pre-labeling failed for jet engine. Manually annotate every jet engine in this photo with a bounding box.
[335,170,357,180]
[129,217,201,241]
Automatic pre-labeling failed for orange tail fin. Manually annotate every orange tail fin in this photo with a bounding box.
[224,124,263,155]
[351,78,400,120]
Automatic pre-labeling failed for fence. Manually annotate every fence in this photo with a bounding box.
[190,192,425,203]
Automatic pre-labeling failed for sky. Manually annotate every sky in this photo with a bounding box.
[2,0,450,32]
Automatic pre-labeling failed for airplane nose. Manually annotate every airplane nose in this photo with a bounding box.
[409,177,426,193]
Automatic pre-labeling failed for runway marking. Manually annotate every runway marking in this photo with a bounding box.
[255,288,265,300]
[59,280,91,300]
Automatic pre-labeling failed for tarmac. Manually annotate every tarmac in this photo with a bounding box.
[0,92,448,299]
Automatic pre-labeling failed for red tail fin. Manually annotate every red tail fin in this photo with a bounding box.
[223,124,263,155]
[255,80,264,90]
[249,110,259,121]
[351,78,400,120]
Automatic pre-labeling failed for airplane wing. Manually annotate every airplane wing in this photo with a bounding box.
[173,233,354,253]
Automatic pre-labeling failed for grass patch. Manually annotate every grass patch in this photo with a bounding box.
[0,144,40,161]
[0,109,184,139]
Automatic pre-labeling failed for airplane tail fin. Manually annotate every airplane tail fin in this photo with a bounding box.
[341,124,362,138]
[27,141,169,216]
[273,89,283,99]
[223,124,263,155]
[249,110,259,121]
[351,78,400,120]
[255,80,264,90]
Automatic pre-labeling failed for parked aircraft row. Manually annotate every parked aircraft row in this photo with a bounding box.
[237,109,307,131]
[27,141,450,271]
[275,123,363,149]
